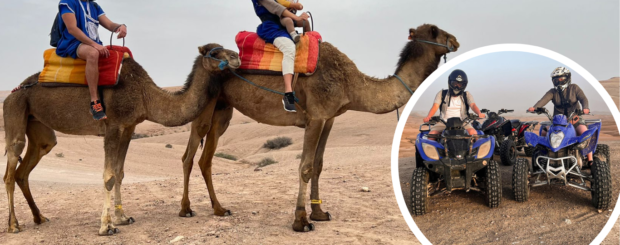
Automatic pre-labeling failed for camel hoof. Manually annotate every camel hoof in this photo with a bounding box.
[185,211,197,218]
[310,211,332,221]
[114,217,135,226]
[99,225,120,236]
[35,216,50,225]
[128,217,135,224]
[7,226,21,234]
[224,210,232,216]
[180,209,196,218]
[304,223,315,232]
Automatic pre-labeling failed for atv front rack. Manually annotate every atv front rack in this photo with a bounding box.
[531,155,591,191]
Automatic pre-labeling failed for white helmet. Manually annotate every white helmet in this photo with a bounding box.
[550,67,571,91]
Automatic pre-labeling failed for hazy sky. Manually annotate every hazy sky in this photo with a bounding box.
[410,51,613,115]
[0,0,617,91]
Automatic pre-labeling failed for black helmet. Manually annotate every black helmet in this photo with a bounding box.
[448,69,468,96]
[551,67,571,90]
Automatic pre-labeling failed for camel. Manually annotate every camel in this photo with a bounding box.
[178,24,460,232]
[2,44,240,235]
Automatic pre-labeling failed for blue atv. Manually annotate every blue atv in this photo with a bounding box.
[410,114,501,215]
[512,108,612,210]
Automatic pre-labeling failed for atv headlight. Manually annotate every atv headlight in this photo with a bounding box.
[422,143,440,160]
[476,140,492,159]
[550,131,564,148]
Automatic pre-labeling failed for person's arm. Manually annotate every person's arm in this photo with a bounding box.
[466,92,484,118]
[61,13,109,57]
[260,0,307,21]
[424,103,440,123]
[529,89,554,112]
[99,15,127,38]
[574,85,590,114]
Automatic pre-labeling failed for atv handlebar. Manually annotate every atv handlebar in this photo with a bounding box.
[481,108,514,116]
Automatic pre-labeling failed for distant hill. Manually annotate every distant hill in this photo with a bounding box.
[600,77,619,110]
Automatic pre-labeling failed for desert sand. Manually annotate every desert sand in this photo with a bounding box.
[0,101,415,244]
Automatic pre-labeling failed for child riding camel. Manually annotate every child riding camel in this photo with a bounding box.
[251,0,311,112]
[423,70,486,138]
[528,67,592,164]
[56,0,127,120]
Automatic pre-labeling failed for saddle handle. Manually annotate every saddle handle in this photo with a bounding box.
[109,25,126,50]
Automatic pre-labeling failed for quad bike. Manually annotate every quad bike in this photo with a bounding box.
[473,109,539,166]
[410,114,501,215]
[512,107,612,210]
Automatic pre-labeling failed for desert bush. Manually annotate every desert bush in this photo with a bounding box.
[263,137,293,150]
[215,152,237,161]
[257,157,278,167]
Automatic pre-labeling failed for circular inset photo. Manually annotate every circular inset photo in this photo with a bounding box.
[391,45,620,244]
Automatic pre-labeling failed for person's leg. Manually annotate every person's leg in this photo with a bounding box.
[77,44,100,102]
[273,37,297,112]
[575,124,593,162]
[293,18,311,32]
[77,44,107,120]
[541,126,549,136]
[281,17,300,43]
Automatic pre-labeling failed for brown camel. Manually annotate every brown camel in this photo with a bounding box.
[2,44,240,235]
[178,24,460,232]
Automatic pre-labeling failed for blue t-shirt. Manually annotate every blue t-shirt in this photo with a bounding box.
[56,0,105,59]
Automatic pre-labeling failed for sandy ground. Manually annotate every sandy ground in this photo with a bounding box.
[600,77,619,111]
[0,105,416,244]
[398,112,620,244]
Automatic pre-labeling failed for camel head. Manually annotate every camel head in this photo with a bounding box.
[409,24,460,56]
[198,43,241,71]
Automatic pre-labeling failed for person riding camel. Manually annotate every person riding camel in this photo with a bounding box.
[251,0,311,112]
[423,69,486,138]
[55,0,127,120]
[528,67,592,164]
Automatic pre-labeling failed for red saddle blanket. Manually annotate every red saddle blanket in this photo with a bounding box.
[235,31,322,75]
[38,46,133,87]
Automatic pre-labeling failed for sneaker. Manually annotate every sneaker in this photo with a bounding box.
[90,100,108,120]
[282,93,296,112]
[290,32,300,44]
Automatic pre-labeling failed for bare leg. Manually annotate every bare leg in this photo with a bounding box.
[575,125,593,161]
[179,99,218,217]
[310,118,334,221]
[99,127,121,236]
[293,119,326,232]
[293,18,312,32]
[113,126,136,225]
[284,74,293,93]
[77,44,101,102]
[3,106,28,233]
[280,17,296,34]
[197,106,233,216]
[15,121,56,225]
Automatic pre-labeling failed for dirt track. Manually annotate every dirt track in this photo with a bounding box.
[398,115,620,244]
[0,109,417,244]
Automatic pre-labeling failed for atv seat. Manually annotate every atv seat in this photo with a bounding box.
[510,119,521,129]
[584,119,602,125]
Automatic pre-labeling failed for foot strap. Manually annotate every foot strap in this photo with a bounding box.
[311,199,322,204]
[115,204,123,210]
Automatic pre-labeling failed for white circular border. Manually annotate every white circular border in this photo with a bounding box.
[390,44,620,245]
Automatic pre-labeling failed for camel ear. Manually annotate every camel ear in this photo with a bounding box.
[430,26,439,39]
[408,28,415,40]
[198,46,207,56]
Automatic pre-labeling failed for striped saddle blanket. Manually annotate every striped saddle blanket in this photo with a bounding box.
[38,46,133,87]
[235,31,322,76]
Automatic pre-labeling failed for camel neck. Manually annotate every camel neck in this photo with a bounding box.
[347,47,440,114]
[144,58,216,126]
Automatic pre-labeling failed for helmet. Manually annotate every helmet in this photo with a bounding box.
[448,69,468,96]
[551,67,571,90]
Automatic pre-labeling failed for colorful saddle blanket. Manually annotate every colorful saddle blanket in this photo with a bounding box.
[235,31,322,76]
[38,46,133,87]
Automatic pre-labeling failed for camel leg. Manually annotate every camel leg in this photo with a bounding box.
[179,100,217,217]
[310,117,334,221]
[113,126,136,226]
[3,103,28,233]
[293,119,326,232]
[197,106,233,216]
[15,121,56,225]
[99,127,122,236]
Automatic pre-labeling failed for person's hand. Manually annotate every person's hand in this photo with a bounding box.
[583,109,590,114]
[92,44,110,58]
[291,2,304,10]
[300,12,309,20]
[423,116,432,123]
[528,107,535,112]
[115,25,127,39]
[479,113,486,119]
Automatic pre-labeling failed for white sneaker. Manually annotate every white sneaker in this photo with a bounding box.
[290,32,300,43]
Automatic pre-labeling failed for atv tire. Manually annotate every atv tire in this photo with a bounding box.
[484,160,502,208]
[591,158,612,210]
[512,158,530,202]
[594,144,611,173]
[410,167,430,215]
[500,139,517,166]
[524,146,535,157]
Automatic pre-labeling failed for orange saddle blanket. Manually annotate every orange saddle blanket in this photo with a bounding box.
[235,31,322,76]
[38,46,133,87]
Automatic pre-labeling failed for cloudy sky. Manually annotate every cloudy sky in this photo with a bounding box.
[0,0,617,91]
